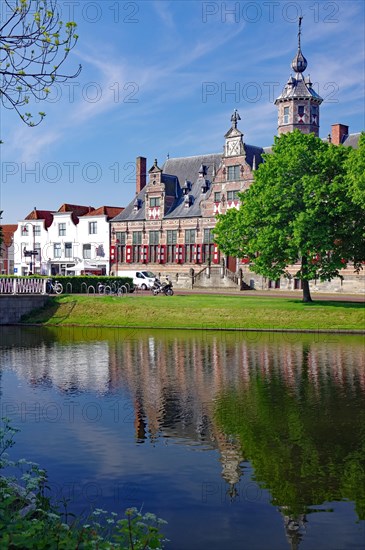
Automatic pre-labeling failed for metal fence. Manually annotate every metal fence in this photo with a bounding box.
[0,278,47,295]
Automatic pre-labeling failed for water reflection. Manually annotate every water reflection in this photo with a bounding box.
[0,327,364,549]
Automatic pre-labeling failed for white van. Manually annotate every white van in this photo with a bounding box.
[118,270,157,290]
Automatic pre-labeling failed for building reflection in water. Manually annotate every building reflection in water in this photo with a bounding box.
[2,329,364,548]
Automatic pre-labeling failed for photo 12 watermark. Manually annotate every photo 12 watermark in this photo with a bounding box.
[201,2,340,24]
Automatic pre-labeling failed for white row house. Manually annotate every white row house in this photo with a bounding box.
[13,204,123,276]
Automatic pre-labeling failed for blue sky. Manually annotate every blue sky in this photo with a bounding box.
[1,0,364,224]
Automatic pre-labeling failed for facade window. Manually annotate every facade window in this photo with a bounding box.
[150,197,160,207]
[227,165,240,181]
[34,243,41,262]
[65,243,72,258]
[116,244,125,263]
[132,231,142,245]
[203,228,214,244]
[311,105,318,124]
[149,231,160,245]
[268,279,281,289]
[58,223,66,236]
[21,225,29,236]
[34,225,41,236]
[132,231,142,262]
[283,106,289,124]
[149,231,160,262]
[115,231,126,245]
[167,230,177,245]
[54,243,61,258]
[167,230,177,262]
[227,190,239,201]
[214,192,221,203]
[298,105,305,116]
[185,229,195,262]
[83,244,91,259]
[185,229,195,244]
[89,221,97,235]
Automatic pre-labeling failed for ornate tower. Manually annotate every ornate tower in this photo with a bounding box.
[275,18,323,136]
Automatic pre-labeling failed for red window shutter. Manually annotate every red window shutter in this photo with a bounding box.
[241,257,250,264]
[110,245,116,261]
[175,244,180,263]
[159,244,166,264]
[126,245,132,263]
[213,244,220,264]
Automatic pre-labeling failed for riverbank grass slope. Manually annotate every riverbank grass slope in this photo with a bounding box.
[21,294,364,331]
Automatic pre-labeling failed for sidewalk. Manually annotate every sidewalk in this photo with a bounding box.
[170,288,365,303]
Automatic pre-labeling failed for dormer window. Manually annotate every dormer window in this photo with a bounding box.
[184,194,193,208]
[133,198,142,212]
[198,164,207,177]
[150,197,160,207]
[201,181,209,194]
[182,180,191,195]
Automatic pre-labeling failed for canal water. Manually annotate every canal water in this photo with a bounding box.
[0,326,364,550]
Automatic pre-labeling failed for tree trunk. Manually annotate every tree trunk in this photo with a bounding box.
[301,255,313,302]
[302,279,312,302]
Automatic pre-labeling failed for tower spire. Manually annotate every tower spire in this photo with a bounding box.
[298,16,303,50]
[275,17,322,136]
[291,16,307,73]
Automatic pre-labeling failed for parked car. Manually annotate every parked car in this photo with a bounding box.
[118,270,157,290]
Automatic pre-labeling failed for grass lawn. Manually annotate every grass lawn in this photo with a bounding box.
[21,294,365,331]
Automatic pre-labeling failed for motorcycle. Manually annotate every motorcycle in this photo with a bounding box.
[151,277,174,296]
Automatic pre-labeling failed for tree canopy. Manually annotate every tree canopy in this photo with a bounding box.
[345,132,365,210]
[0,0,80,126]
[214,130,365,301]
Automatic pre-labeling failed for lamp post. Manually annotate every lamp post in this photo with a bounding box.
[22,222,37,274]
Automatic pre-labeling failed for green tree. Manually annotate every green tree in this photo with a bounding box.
[0,0,80,126]
[214,131,365,302]
[346,132,365,209]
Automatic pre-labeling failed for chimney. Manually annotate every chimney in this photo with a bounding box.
[331,124,349,145]
[136,156,147,194]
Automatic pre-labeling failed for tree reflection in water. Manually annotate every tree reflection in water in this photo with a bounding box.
[215,342,365,547]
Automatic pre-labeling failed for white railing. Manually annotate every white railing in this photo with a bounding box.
[0,278,47,295]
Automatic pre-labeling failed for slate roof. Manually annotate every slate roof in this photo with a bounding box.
[275,74,322,103]
[163,153,222,186]
[112,146,268,222]
[343,133,361,148]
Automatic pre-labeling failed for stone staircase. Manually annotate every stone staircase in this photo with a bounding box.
[191,266,252,291]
